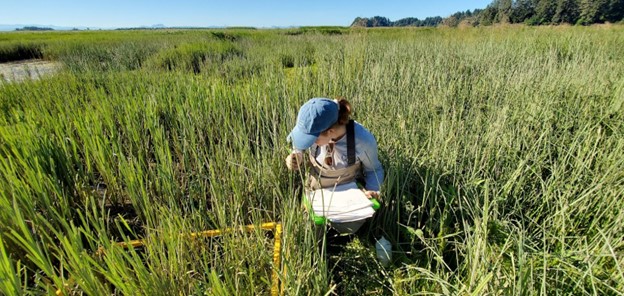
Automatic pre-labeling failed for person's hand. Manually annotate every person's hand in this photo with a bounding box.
[363,190,380,200]
[285,151,304,171]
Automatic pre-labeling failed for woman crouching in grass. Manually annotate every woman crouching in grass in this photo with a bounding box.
[285,97,384,235]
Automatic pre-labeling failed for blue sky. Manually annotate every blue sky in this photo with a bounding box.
[0,0,492,28]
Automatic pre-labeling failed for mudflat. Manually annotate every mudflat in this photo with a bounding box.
[0,59,61,82]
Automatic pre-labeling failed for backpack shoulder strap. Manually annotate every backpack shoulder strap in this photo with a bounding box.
[347,120,355,165]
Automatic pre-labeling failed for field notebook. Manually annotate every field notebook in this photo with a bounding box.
[307,182,376,223]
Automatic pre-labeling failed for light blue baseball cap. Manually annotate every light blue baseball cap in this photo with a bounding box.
[287,98,339,150]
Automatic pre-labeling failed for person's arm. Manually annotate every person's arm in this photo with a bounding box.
[359,132,384,193]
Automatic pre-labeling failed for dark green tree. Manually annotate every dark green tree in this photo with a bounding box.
[422,16,443,26]
[578,0,608,24]
[16,26,53,31]
[441,9,480,27]
[370,16,391,27]
[351,17,368,27]
[605,0,624,22]
[553,0,580,24]
[479,3,499,25]
[350,16,392,27]
[442,16,460,27]
[497,0,514,22]
[534,0,558,24]
[510,0,537,23]
[392,17,420,26]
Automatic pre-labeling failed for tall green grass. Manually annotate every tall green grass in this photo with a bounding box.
[0,26,623,295]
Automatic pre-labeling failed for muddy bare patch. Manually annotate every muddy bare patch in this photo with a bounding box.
[0,59,62,83]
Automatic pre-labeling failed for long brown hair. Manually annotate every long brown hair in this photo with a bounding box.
[334,98,352,126]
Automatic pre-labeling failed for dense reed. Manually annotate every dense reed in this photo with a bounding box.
[0,26,622,295]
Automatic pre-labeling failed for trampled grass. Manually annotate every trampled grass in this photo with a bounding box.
[0,26,622,295]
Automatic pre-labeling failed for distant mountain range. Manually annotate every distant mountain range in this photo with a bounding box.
[0,24,169,31]
[0,24,104,31]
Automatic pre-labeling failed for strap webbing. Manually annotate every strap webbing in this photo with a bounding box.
[347,120,355,165]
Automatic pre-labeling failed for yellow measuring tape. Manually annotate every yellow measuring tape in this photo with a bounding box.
[57,222,284,296]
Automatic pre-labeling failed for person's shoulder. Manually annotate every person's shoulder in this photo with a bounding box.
[353,121,374,137]
[353,121,377,146]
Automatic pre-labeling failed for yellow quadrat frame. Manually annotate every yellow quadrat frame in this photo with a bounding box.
[56,222,284,296]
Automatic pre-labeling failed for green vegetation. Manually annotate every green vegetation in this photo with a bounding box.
[1,26,623,295]
[478,0,624,25]
[354,0,624,27]
[0,43,44,63]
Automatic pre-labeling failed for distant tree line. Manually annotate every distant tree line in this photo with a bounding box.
[351,16,443,27]
[15,26,54,31]
[440,9,484,27]
[478,0,624,25]
[351,0,624,27]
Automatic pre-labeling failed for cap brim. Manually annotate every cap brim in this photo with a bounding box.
[287,126,319,150]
